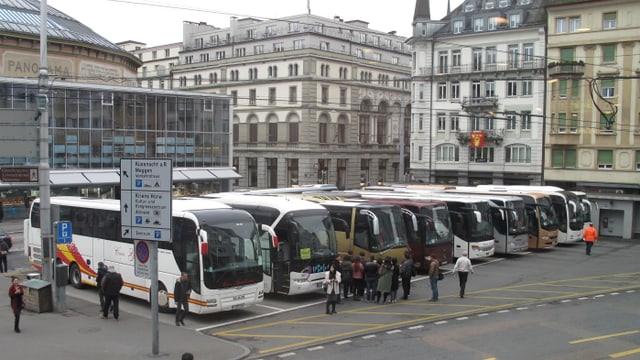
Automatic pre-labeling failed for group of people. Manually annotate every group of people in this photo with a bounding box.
[322,250,477,313]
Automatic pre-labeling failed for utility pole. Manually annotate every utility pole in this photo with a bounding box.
[38,0,59,311]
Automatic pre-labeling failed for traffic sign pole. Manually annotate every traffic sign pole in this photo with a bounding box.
[150,241,159,355]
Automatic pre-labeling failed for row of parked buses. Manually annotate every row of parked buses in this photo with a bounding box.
[22,185,594,315]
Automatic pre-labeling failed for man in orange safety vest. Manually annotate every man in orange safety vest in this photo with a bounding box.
[582,223,598,256]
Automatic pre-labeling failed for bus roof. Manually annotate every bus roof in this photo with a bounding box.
[202,193,329,212]
[34,196,235,213]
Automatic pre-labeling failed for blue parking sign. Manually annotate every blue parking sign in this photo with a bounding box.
[56,221,73,244]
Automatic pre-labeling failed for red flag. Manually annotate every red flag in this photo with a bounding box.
[470,131,485,148]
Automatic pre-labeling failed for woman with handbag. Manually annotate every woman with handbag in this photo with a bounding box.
[323,264,341,314]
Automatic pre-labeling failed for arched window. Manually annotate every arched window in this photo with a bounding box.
[436,144,459,161]
[505,144,531,163]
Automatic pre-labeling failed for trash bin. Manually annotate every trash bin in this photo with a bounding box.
[22,279,53,313]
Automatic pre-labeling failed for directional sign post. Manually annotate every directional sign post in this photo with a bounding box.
[120,158,172,356]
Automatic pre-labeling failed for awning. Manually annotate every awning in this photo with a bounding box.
[49,172,90,185]
[82,171,121,184]
[179,169,216,180]
[210,169,241,179]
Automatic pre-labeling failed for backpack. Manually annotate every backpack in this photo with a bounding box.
[438,270,444,281]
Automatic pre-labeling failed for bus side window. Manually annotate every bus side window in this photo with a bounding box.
[354,216,369,250]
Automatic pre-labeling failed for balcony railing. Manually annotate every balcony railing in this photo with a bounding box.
[417,59,545,77]
[456,129,504,146]
[547,60,585,78]
[461,96,499,113]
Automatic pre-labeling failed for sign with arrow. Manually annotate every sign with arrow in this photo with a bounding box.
[120,158,172,242]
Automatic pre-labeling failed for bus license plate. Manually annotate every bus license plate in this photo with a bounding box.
[233,295,245,301]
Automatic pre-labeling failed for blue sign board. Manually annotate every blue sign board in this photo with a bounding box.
[56,221,73,244]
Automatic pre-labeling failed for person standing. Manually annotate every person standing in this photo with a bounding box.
[583,223,598,256]
[390,257,400,303]
[452,251,474,298]
[323,264,341,314]
[351,255,364,301]
[174,272,192,326]
[100,266,123,320]
[8,276,24,333]
[0,237,9,273]
[426,255,440,302]
[375,258,392,304]
[341,253,353,300]
[400,251,413,300]
[95,261,108,312]
[333,255,343,304]
[364,256,379,302]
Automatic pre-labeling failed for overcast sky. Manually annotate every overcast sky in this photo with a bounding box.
[48,0,464,47]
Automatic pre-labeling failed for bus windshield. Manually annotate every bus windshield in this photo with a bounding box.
[286,213,336,260]
[431,206,453,246]
[537,197,559,230]
[566,195,584,231]
[492,202,527,235]
[371,206,407,251]
[199,218,261,290]
[470,202,493,241]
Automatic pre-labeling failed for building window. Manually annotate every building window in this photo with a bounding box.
[601,79,615,98]
[522,80,533,96]
[268,66,278,78]
[509,13,521,28]
[600,113,615,131]
[293,39,305,50]
[471,116,481,131]
[418,146,423,161]
[439,52,448,73]
[465,4,474,12]
[231,91,238,106]
[507,80,518,97]
[558,79,568,98]
[602,44,616,62]
[319,122,328,143]
[452,50,461,67]
[451,82,460,99]
[419,114,423,130]
[268,87,276,105]
[474,18,484,32]
[274,42,284,52]
[249,89,256,106]
[164,48,170,57]
[521,111,532,130]
[392,56,400,65]
[249,123,258,143]
[473,48,482,71]
[505,145,531,163]
[266,25,276,36]
[235,48,245,57]
[498,0,508,7]
[320,41,329,51]
[569,17,581,32]
[268,122,278,143]
[337,122,346,144]
[289,86,297,104]
[359,116,370,144]
[603,12,617,29]
[450,115,459,131]
[215,51,225,60]
[597,150,613,169]
[438,82,447,99]
[472,81,481,99]
[485,81,495,97]
[254,45,264,54]
[507,113,517,130]
[488,17,499,31]
[437,113,446,131]
[552,148,576,168]
[289,122,299,143]
[356,49,364,58]
[289,22,300,32]
[247,158,258,187]
[636,150,640,170]
[556,18,567,33]
[557,113,567,133]
[436,144,459,161]
[508,44,519,68]
[570,113,578,133]
[321,86,329,104]
[486,46,497,65]
[469,147,494,162]
[485,1,495,10]
[523,43,534,62]
[453,20,464,34]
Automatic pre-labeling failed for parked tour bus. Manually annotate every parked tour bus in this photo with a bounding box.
[453,188,559,249]
[304,197,412,263]
[203,194,337,295]
[359,190,495,260]
[478,185,585,243]
[359,196,454,268]
[572,191,598,231]
[442,191,530,254]
[24,196,268,314]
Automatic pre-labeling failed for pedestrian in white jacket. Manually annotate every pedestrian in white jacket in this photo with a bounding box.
[323,264,341,314]
[452,251,474,298]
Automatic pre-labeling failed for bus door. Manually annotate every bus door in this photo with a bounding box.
[525,205,539,246]
[258,224,277,293]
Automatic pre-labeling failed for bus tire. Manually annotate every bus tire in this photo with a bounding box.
[69,263,84,289]
[156,282,171,313]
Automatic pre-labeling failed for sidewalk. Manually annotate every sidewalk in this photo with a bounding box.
[0,216,250,360]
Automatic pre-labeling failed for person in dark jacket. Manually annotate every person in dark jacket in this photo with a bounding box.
[341,253,353,299]
[400,251,413,300]
[100,266,123,320]
[0,237,9,273]
[174,272,192,326]
[8,276,24,332]
[364,256,379,302]
[95,261,108,312]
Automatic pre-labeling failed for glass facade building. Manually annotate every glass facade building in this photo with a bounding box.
[0,77,231,169]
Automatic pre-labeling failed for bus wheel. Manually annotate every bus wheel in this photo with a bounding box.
[156,283,171,313]
[69,263,84,289]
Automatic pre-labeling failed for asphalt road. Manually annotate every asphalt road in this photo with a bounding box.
[4,218,640,359]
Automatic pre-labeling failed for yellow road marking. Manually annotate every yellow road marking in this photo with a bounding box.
[227,333,320,339]
[570,330,640,344]
[287,321,376,327]
[610,347,640,358]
